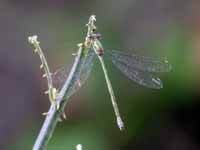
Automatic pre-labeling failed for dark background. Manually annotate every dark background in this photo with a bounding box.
[0,0,200,149]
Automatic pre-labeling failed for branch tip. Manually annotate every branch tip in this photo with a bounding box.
[28,35,38,44]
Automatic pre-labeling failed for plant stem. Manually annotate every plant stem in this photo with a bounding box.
[32,15,97,150]
[28,35,57,104]
[32,46,83,150]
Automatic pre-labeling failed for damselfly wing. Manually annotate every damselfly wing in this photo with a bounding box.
[105,50,171,89]
[52,49,171,96]
[52,50,96,97]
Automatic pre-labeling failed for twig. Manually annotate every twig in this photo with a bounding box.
[30,15,97,150]
[28,35,57,106]
[32,46,83,150]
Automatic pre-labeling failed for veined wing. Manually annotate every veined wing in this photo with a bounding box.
[52,50,96,97]
[107,50,172,73]
[111,59,163,89]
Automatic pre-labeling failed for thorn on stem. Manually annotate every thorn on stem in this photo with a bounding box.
[72,53,77,56]
[77,43,83,47]
[42,74,47,78]
[44,90,49,95]
[62,112,67,119]
[42,112,48,116]
[40,64,44,69]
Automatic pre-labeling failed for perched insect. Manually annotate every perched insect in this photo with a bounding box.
[52,32,171,130]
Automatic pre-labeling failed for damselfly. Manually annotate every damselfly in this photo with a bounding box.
[52,32,171,130]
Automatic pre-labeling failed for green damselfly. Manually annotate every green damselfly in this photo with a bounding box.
[51,16,171,130]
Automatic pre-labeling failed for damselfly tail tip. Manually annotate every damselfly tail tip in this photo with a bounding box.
[117,117,124,131]
[76,144,82,150]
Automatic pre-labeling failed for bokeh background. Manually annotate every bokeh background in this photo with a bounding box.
[1,0,200,149]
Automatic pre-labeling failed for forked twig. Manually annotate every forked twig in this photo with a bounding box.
[30,15,96,150]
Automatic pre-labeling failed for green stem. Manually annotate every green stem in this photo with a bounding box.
[32,46,84,150]
[28,36,56,104]
[32,15,98,149]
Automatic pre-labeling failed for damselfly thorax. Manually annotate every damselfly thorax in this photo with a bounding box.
[89,33,104,56]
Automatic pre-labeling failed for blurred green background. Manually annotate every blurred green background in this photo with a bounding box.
[1,0,200,150]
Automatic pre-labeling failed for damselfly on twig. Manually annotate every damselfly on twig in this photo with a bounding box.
[51,15,172,130]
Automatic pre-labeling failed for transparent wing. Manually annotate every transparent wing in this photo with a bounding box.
[52,50,96,97]
[106,50,172,73]
[111,59,163,89]
[52,67,69,89]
